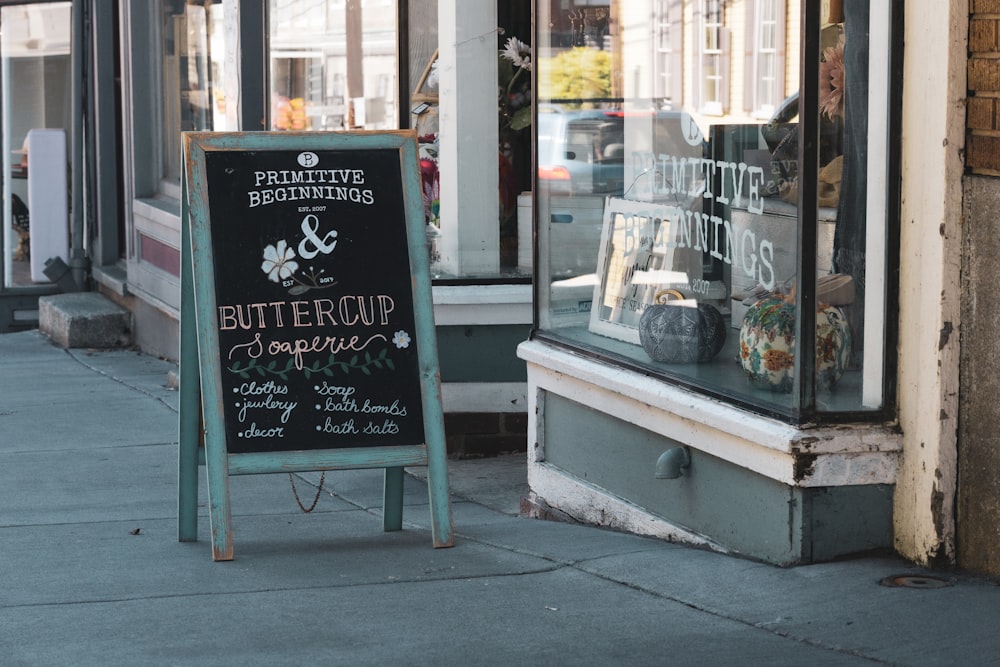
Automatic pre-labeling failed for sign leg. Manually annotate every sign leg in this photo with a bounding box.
[205,439,234,561]
[202,383,233,561]
[176,370,200,542]
[178,192,199,542]
[383,466,404,531]
[423,417,454,548]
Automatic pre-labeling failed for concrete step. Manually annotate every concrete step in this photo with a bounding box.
[39,292,131,349]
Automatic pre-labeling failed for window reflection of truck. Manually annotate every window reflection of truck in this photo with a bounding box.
[536,106,690,279]
[536,105,626,281]
[537,105,626,196]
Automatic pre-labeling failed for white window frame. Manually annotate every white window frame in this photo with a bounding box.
[120,0,229,313]
[745,0,786,118]
[752,0,779,117]
[698,0,725,115]
[654,0,673,107]
[120,0,181,312]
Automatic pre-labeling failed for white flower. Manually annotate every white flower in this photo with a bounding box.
[501,37,532,72]
[392,330,411,349]
[419,140,439,161]
[427,58,440,89]
[261,240,299,283]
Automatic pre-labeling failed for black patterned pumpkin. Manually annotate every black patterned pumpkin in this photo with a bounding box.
[639,289,726,364]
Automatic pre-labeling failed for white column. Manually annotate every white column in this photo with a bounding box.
[894,0,966,566]
[861,1,890,408]
[437,0,500,275]
[222,0,243,131]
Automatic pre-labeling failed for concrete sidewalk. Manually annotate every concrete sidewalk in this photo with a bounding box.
[1,329,998,666]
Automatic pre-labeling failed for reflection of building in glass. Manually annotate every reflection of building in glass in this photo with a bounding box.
[613,1,795,121]
[700,0,725,113]
[270,0,397,131]
[752,0,780,117]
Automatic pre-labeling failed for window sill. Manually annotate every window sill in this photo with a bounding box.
[432,283,531,326]
[518,339,900,488]
[92,263,129,297]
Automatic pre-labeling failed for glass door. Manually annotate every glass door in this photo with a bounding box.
[1,1,72,292]
[0,1,73,332]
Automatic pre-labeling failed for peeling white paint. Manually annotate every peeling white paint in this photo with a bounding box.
[893,0,966,565]
[527,461,725,551]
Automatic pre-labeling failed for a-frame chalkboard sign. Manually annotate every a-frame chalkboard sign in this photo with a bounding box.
[178,130,453,561]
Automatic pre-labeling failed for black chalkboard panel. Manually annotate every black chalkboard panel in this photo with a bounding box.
[202,147,425,454]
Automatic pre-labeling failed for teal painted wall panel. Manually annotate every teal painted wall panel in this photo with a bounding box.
[804,485,893,561]
[541,392,892,565]
[436,325,529,383]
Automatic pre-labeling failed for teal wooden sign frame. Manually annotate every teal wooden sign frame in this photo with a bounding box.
[178,130,453,561]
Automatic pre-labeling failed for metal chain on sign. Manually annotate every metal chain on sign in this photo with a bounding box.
[288,471,325,513]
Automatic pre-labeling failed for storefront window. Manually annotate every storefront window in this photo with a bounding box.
[534,1,896,420]
[118,1,227,309]
[268,0,397,132]
[158,0,227,193]
[1,1,72,289]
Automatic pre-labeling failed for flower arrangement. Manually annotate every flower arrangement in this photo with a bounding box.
[819,38,846,120]
[418,135,440,228]
[421,32,531,133]
[498,35,532,132]
[412,32,532,259]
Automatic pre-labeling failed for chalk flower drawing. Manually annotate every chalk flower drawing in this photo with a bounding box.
[261,240,299,282]
[392,330,411,349]
[261,237,337,295]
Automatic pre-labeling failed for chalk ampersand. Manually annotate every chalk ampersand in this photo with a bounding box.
[298,214,338,259]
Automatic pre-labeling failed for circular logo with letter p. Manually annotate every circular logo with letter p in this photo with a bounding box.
[680,113,704,147]
[297,151,319,168]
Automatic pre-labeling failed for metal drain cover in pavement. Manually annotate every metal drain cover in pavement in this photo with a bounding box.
[879,574,953,589]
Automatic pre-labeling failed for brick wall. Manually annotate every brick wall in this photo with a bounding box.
[969,1,1000,174]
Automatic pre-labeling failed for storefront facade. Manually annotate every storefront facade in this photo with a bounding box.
[0,0,994,572]
[522,0,974,567]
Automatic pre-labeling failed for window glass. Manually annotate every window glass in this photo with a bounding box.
[269,0,397,132]
[158,0,227,191]
[700,0,724,114]
[753,0,779,116]
[535,1,890,418]
[1,2,72,288]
